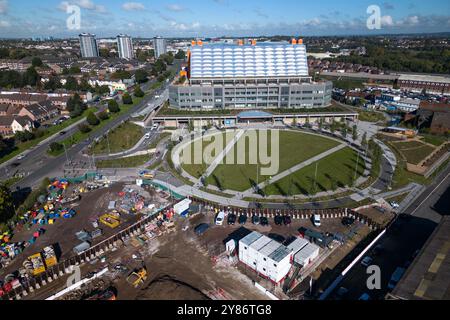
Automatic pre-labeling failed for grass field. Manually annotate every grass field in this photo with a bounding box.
[392,140,436,165]
[181,132,235,179]
[53,97,144,156]
[89,122,144,155]
[421,134,448,147]
[192,130,340,192]
[95,154,149,168]
[358,110,386,123]
[263,147,365,196]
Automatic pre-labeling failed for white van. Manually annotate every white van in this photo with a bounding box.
[313,214,321,227]
[215,211,225,226]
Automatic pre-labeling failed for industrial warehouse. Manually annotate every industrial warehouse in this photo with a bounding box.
[169,39,333,110]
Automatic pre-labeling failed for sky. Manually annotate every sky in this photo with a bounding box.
[0,0,449,38]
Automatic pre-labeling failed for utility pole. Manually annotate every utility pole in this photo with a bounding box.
[313,162,318,194]
[354,151,360,184]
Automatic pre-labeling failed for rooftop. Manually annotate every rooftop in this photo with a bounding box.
[190,42,309,79]
[391,217,450,300]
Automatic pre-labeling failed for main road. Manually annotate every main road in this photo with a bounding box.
[325,162,450,300]
[10,81,175,191]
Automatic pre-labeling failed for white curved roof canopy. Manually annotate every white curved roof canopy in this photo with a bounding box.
[190,42,309,79]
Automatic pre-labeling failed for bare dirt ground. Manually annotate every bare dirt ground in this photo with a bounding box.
[1,183,155,279]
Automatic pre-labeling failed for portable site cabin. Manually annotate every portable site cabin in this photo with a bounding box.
[294,243,320,267]
[174,199,192,217]
[239,231,293,284]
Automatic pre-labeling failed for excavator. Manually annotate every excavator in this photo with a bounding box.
[126,267,147,288]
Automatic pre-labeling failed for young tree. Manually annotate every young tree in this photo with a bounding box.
[108,100,120,113]
[134,86,144,98]
[361,132,368,148]
[122,93,133,105]
[32,57,43,68]
[352,125,358,141]
[86,111,100,126]
[135,69,148,83]
[49,142,63,153]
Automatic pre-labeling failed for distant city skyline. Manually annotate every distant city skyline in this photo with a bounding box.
[0,0,449,38]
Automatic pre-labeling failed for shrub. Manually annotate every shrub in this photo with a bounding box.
[78,122,91,133]
[98,110,109,120]
[49,142,63,153]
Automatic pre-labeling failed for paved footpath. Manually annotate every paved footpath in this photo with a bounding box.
[239,143,347,197]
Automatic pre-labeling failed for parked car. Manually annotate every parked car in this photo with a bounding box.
[342,217,355,226]
[260,217,269,226]
[336,287,349,299]
[361,256,373,267]
[358,293,371,300]
[252,215,260,225]
[144,133,151,139]
[313,214,321,227]
[388,267,406,290]
[390,201,400,209]
[17,154,25,160]
[274,215,283,226]
[215,211,225,226]
[59,131,67,136]
[194,223,209,236]
[283,216,292,226]
[227,214,236,225]
[238,215,247,225]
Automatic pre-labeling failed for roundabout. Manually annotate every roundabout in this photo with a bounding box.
[172,128,370,201]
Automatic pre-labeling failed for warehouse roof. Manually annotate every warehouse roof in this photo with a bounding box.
[190,42,309,79]
[259,240,282,257]
[287,237,309,255]
[249,235,272,251]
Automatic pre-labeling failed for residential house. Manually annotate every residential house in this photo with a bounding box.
[18,101,59,123]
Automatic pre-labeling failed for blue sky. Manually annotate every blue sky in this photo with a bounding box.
[0,0,449,38]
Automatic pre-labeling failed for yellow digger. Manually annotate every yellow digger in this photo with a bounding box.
[126,267,147,288]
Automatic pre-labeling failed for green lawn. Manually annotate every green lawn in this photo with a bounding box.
[421,134,448,147]
[52,97,144,156]
[392,140,436,165]
[263,147,366,196]
[89,122,144,155]
[202,130,340,192]
[95,154,149,168]
[358,110,386,123]
[181,132,235,179]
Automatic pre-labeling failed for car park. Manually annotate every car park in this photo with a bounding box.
[274,215,283,226]
[260,217,269,226]
[238,215,247,225]
[227,214,236,225]
[252,215,260,225]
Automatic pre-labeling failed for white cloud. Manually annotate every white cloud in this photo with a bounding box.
[166,4,185,12]
[0,20,10,27]
[57,0,106,13]
[381,15,394,26]
[122,2,145,11]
